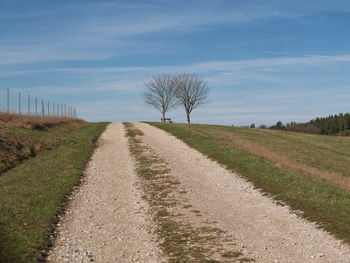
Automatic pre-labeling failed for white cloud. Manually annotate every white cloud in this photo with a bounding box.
[0,1,320,66]
[43,54,350,75]
[3,54,350,100]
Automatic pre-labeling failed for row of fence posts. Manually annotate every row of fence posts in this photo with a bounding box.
[1,88,77,118]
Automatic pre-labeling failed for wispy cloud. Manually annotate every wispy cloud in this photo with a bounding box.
[5,53,349,76]
[3,54,350,98]
[49,54,350,74]
[0,1,317,66]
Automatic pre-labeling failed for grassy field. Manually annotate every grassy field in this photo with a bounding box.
[150,123,350,245]
[0,116,108,263]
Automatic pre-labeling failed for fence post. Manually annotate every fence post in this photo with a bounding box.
[18,92,21,115]
[28,94,30,115]
[1,89,74,119]
[35,97,38,116]
[7,88,9,113]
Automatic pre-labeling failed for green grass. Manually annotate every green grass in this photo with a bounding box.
[0,121,109,263]
[149,123,350,244]
[214,125,350,177]
[0,121,89,174]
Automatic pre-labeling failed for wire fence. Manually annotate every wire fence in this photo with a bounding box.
[0,88,77,118]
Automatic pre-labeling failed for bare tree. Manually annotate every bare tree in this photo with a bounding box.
[143,75,177,122]
[174,73,209,124]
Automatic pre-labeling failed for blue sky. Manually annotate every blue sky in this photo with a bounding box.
[1,0,350,125]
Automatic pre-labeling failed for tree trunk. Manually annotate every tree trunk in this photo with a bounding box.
[186,111,190,124]
[162,111,165,122]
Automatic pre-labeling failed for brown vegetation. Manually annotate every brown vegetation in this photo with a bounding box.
[0,112,82,130]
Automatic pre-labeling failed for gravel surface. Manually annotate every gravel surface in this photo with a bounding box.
[47,123,163,263]
[135,122,350,263]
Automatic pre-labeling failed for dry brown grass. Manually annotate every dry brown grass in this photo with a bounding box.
[0,112,83,130]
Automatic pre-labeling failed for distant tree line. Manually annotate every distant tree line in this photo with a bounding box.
[256,113,350,136]
[305,113,350,135]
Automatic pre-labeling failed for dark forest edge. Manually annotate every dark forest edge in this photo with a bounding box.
[252,113,350,136]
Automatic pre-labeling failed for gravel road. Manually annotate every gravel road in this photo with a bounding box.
[48,122,350,263]
[134,122,350,263]
[48,123,163,263]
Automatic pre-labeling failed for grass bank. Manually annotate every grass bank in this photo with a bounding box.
[150,123,350,244]
[0,119,109,262]
[0,113,85,174]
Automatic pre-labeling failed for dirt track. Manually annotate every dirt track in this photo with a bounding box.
[48,122,350,262]
[48,123,163,263]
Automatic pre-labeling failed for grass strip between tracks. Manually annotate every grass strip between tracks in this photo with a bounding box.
[0,122,109,263]
[124,122,254,263]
